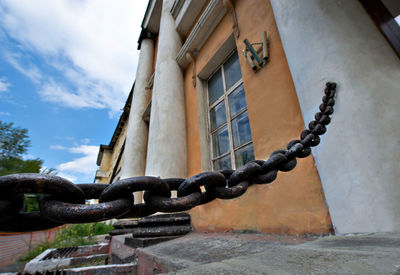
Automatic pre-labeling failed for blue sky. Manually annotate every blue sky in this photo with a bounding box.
[0,0,148,183]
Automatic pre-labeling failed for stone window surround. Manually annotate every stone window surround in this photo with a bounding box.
[206,64,252,170]
[197,34,252,171]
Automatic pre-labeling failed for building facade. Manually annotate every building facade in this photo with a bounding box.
[95,0,400,235]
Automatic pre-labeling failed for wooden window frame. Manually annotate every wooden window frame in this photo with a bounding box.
[206,51,254,170]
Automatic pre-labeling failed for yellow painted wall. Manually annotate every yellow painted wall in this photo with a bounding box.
[96,149,112,184]
[98,124,127,184]
[185,0,333,235]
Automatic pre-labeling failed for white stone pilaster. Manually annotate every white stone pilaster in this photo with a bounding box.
[145,0,187,178]
[270,0,400,234]
[120,38,154,203]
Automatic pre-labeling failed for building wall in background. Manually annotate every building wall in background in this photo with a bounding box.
[95,0,400,235]
[185,0,332,235]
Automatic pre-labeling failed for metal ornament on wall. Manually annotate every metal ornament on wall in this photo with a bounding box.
[243,31,270,70]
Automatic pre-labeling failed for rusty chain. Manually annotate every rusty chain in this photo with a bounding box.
[0,82,337,232]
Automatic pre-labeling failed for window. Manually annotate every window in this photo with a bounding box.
[207,51,254,170]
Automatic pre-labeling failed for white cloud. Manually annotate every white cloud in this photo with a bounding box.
[81,138,90,144]
[50,145,67,150]
[56,144,99,183]
[57,172,78,183]
[38,79,107,109]
[55,136,74,141]
[0,77,11,92]
[3,53,42,84]
[0,112,10,116]
[0,0,148,113]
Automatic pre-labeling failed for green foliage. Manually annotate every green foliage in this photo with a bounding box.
[0,157,42,176]
[0,120,43,176]
[21,169,58,212]
[0,120,58,211]
[24,194,41,212]
[0,121,30,158]
[41,167,57,175]
[93,222,114,235]
[20,223,114,262]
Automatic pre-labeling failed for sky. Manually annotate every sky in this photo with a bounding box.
[0,0,149,183]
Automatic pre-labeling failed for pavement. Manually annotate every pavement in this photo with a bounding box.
[135,232,400,274]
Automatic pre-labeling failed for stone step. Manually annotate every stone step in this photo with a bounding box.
[125,235,183,248]
[113,213,191,229]
[109,224,192,237]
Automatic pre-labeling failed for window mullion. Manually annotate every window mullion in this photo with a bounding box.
[205,78,214,169]
[210,122,228,134]
[209,95,224,110]
[233,140,253,152]
[226,79,243,96]
[221,64,236,170]
[230,108,247,121]
[211,151,231,161]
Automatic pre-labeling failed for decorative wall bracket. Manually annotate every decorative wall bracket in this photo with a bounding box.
[223,0,240,38]
[243,31,270,70]
[186,52,197,87]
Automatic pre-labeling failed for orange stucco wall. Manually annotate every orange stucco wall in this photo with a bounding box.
[184,0,333,235]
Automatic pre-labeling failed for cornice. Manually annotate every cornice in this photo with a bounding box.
[176,0,227,69]
[171,0,185,19]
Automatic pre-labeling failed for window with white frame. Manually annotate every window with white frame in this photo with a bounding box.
[207,51,254,170]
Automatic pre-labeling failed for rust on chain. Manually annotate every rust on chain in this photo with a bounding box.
[39,196,133,223]
[121,203,157,219]
[144,178,202,212]
[77,184,108,199]
[144,191,202,212]
[213,169,249,199]
[177,171,226,197]
[214,181,249,199]
[99,176,171,202]
[0,212,62,232]
[0,194,24,222]
[0,82,337,232]
[0,173,85,203]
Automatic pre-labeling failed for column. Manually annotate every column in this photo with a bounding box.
[145,0,187,178]
[120,34,154,203]
[270,0,400,233]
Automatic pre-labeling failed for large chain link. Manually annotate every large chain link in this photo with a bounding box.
[0,82,337,232]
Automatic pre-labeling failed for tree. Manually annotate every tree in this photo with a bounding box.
[0,121,42,176]
[0,120,56,211]
[0,157,42,176]
[0,121,31,158]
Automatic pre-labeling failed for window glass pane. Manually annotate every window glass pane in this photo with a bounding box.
[208,70,224,105]
[224,52,242,90]
[212,126,230,157]
[210,101,226,131]
[228,84,246,117]
[234,144,254,168]
[231,111,252,148]
[214,155,232,170]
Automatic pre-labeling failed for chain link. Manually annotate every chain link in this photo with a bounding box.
[0,82,337,232]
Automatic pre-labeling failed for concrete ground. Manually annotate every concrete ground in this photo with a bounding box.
[136,232,400,274]
[0,261,26,274]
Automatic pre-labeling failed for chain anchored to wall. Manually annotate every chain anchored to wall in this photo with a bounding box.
[0,83,337,232]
